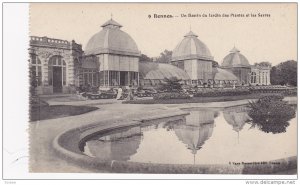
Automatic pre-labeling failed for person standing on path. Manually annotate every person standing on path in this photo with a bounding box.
[127,85,134,100]
[116,86,123,100]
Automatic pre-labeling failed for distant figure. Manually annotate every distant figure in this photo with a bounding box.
[116,86,123,100]
[127,85,134,100]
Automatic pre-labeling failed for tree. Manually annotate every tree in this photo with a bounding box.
[270,60,297,86]
[139,54,153,62]
[155,50,172,63]
[254,61,272,67]
[248,95,295,134]
[258,61,272,67]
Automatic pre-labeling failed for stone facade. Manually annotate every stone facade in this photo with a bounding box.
[29,36,83,94]
[250,63,271,85]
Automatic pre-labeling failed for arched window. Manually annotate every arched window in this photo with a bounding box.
[30,54,42,86]
[48,56,66,86]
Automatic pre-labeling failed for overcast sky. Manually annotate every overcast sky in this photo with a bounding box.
[30,3,297,66]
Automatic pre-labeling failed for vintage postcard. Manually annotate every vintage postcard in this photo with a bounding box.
[3,2,298,180]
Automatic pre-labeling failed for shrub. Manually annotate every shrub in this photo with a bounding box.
[153,92,191,100]
[248,94,295,134]
[256,94,284,103]
[194,88,251,97]
[158,77,183,92]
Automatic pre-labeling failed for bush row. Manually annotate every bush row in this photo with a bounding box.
[193,88,251,97]
[282,89,297,96]
[248,88,297,96]
[153,92,191,100]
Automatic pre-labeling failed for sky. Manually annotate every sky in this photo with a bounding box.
[30,3,297,66]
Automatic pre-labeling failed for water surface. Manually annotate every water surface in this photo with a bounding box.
[83,105,297,165]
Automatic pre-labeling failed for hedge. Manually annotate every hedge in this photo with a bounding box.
[153,92,191,100]
[193,89,251,97]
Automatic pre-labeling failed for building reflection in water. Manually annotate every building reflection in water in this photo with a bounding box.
[164,110,217,164]
[222,106,250,143]
[84,126,142,161]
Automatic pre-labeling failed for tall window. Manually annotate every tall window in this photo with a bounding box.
[109,71,119,86]
[48,56,66,86]
[82,69,99,86]
[130,72,138,86]
[251,72,256,84]
[30,54,42,86]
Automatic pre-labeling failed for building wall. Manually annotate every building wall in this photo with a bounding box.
[183,59,197,80]
[29,36,83,94]
[98,54,139,72]
[197,60,212,82]
[30,36,272,94]
[95,54,140,87]
[183,59,213,83]
[250,65,271,85]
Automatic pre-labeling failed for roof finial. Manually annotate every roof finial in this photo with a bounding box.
[111,13,113,20]
[230,45,240,53]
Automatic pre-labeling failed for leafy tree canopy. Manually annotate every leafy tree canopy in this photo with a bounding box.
[270,60,297,86]
[139,54,153,62]
[254,61,272,67]
[155,50,172,63]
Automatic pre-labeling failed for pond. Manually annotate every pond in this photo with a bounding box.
[82,105,297,165]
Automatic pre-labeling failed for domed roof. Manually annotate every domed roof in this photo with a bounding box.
[212,67,238,81]
[221,47,250,68]
[174,123,214,154]
[223,106,250,132]
[139,62,190,80]
[172,31,214,61]
[85,19,140,56]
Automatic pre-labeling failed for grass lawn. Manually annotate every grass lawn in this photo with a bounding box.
[30,105,99,121]
[123,93,291,104]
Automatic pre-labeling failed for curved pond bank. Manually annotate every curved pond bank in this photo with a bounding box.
[30,97,297,173]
